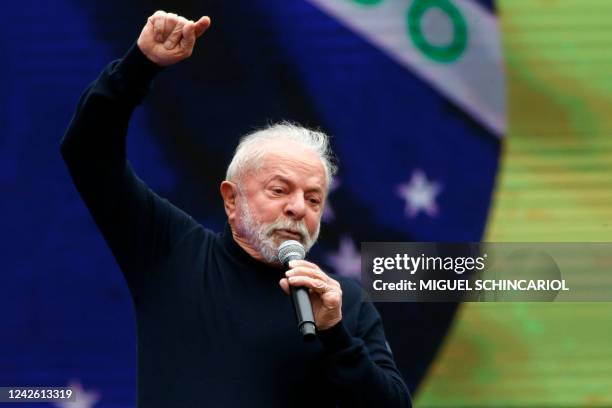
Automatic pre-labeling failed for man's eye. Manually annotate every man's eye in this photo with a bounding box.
[271,187,284,194]
[308,198,321,205]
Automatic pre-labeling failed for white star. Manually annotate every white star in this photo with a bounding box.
[322,177,340,223]
[54,380,100,408]
[325,235,361,280]
[396,170,442,218]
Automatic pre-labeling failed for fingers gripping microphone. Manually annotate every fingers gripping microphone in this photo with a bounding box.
[278,240,317,341]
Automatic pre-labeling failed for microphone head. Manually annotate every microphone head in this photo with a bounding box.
[278,240,305,265]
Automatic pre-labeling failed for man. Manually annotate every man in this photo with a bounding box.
[61,10,411,407]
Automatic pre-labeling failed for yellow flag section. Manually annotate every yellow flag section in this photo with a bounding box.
[416,1,612,406]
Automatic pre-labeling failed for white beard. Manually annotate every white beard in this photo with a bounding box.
[235,198,320,264]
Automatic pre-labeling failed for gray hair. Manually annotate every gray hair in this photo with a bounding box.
[226,122,337,189]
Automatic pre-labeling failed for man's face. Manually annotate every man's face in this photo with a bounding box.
[230,141,327,263]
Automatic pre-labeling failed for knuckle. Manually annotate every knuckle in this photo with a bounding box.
[327,297,341,308]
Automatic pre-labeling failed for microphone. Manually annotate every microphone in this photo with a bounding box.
[278,240,317,341]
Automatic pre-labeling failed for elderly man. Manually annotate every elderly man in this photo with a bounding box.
[61,11,411,408]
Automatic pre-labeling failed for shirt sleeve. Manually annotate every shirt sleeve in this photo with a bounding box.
[60,44,199,301]
[318,286,412,407]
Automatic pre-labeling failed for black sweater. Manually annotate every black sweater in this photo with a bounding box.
[60,44,411,408]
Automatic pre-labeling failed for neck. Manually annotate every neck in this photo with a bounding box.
[230,225,282,268]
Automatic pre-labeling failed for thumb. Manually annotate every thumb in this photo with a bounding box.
[279,278,290,295]
[180,21,197,50]
[194,16,211,38]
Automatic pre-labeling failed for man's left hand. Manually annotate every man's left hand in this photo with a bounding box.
[279,260,342,331]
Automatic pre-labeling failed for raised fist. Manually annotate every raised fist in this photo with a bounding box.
[137,11,211,67]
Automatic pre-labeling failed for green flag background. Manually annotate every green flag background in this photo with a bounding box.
[416,0,612,406]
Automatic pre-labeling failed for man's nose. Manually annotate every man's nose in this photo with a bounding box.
[284,194,306,220]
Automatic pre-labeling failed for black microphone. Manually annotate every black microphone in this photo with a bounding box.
[278,240,317,341]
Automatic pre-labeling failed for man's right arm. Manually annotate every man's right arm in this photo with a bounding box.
[60,12,211,299]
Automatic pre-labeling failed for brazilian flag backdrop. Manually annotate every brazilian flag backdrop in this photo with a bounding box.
[1,0,611,406]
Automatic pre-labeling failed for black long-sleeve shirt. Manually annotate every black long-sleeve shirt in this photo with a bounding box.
[60,44,411,408]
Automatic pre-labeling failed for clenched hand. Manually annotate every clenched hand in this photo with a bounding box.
[137,11,211,67]
[280,260,343,331]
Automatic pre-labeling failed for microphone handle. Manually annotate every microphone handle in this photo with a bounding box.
[290,286,317,341]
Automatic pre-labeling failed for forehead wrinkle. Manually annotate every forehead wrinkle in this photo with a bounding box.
[256,148,327,187]
[263,172,325,195]
[261,140,325,170]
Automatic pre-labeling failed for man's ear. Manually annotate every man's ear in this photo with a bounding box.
[220,181,238,221]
